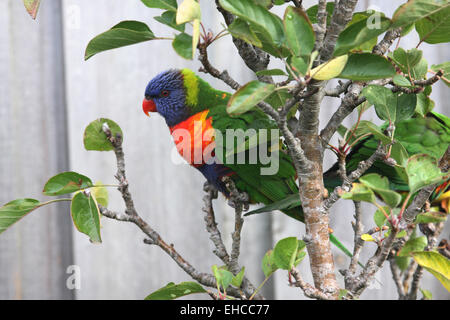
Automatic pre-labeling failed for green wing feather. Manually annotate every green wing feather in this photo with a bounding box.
[339,112,450,190]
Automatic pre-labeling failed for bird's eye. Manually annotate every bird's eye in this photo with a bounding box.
[145,94,151,100]
[161,90,170,97]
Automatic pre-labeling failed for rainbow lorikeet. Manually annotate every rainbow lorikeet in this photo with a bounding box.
[142,68,450,258]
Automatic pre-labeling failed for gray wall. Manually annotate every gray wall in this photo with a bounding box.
[0,1,73,299]
[0,0,448,300]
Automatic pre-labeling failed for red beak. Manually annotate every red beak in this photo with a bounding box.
[142,98,157,117]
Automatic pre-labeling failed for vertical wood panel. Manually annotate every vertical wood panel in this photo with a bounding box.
[0,0,73,299]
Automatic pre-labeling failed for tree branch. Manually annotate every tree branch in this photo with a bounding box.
[319,26,403,148]
[291,268,331,300]
[348,201,365,274]
[198,42,241,91]
[320,82,366,147]
[320,0,359,62]
[99,124,261,300]
[372,28,402,56]
[323,143,387,211]
[215,0,272,83]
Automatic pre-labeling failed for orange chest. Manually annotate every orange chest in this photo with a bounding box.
[169,110,216,167]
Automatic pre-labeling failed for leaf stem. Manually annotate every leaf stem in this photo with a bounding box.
[249,275,271,300]
[41,198,72,206]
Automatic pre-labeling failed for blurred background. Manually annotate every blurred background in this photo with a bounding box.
[0,0,448,300]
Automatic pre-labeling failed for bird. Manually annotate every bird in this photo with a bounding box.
[142,68,450,258]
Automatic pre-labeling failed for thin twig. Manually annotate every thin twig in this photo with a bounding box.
[348,201,364,274]
[290,268,331,300]
[390,258,406,298]
[198,43,241,91]
[99,124,261,299]
[323,143,386,211]
[372,28,402,56]
[202,182,230,262]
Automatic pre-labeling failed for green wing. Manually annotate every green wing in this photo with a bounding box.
[208,105,300,217]
[210,105,352,256]
[341,112,450,190]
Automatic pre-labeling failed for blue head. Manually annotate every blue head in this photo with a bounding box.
[143,69,190,127]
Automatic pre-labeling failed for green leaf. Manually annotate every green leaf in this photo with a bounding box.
[290,56,309,76]
[145,281,206,300]
[310,55,349,80]
[245,193,300,216]
[250,27,287,58]
[390,48,422,75]
[396,256,411,271]
[283,6,315,57]
[420,288,433,300]
[172,33,193,59]
[176,0,201,24]
[339,289,349,300]
[23,0,41,19]
[411,57,428,80]
[361,85,416,123]
[91,181,109,207]
[362,85,395,122]
[265,90,294,117]
[71,192,102,243]
[154,11,185,32]
[391,142,410,167]
[340,183,376,203]
[393,74,413,87]
[396,92,417,122]
[84,118,123,151]
[334,16,391,56]
[254,0,271,7]
[294,240,307,266]
[412,251,450,291]
[415,4,450,44]
[228,18,262,47]
[406,154,450,194]
[43,172,93,196]
[141,0,177,11]
[339,117,389,146]
[431,62,450,87]
[227,81,276,115]
[392,0,450,28]
[401,22,416,36]
[231,267,245,287]
[219,0,285,47]
[338,53,396,81]
[85,21,155,60]
[306,2,334,25]
[212,265,234,291]
[398,236,428,257]
[415,93,435,117]
[356,120,391,145]
[273,237,298,270]
[255,69,287,77]
[360,173,402,208]
[0,199,41,235]
[415,211,448,224]
[389,48,428,79]
[294,251,307,266]
[374,206,390,228]
[262,250,278,277]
